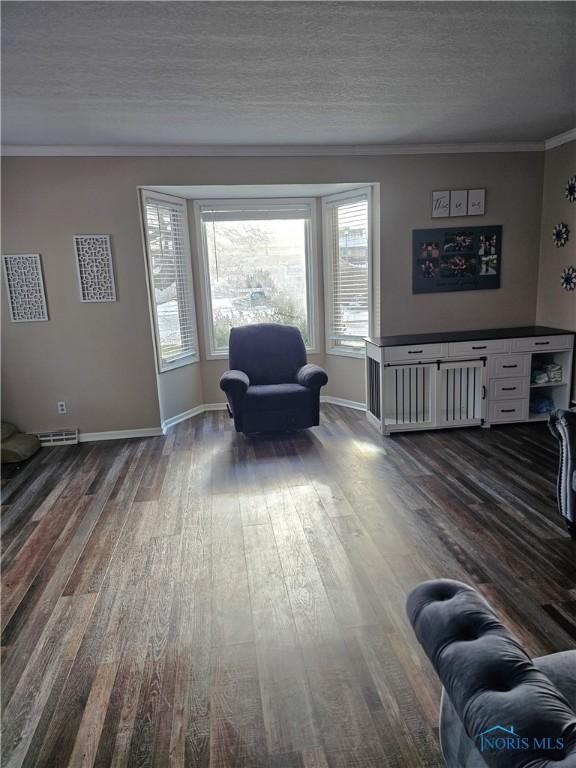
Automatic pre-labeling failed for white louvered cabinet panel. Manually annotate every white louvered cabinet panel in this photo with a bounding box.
[436,359,486,427]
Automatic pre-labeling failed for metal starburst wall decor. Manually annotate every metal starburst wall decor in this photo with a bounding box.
[566,175,576,203]
[553,222,570,248]
[560,266,576,291]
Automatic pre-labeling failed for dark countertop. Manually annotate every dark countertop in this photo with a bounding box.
[365,326,575,348]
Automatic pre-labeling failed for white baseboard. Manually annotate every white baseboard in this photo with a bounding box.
[161,397,365,433]
[79,399,364,442]
[203,402,228,412]
[161,402,227,433]
[321,395,366,411]
[79,427,164,443]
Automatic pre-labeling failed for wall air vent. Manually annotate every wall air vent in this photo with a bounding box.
[35,429,79,446]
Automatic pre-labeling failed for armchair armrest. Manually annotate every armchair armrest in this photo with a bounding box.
[296,364,328,390]
[219,370,250,396]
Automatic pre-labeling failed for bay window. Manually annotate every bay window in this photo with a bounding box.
[195,199,317,357]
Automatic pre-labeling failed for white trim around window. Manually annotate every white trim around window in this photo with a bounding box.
[193,198,320,360]
[139,190,200,373]
[322,186,373,358]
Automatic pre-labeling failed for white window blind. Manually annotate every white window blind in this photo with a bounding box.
[141,192,199,371]
[323,190,371,355]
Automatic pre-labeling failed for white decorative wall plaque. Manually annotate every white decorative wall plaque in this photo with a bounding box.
[450,189,468,217]
[74,235,116,302]
[432,190,450,218]
[2,254,49,322]
[468,189,486,216]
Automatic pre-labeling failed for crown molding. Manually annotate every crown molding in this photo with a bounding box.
[1,141,545,158]
[544,128,576,150]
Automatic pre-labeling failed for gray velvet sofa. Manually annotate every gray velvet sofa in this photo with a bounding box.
[407,579,576,767]
[549,409,576,539]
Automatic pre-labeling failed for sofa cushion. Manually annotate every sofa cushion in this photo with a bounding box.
[407,579,576,768]
[440,650,576,768]
[244,383,313,412]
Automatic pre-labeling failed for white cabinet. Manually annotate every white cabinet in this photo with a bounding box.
[488,399,528,423]
[489,378,530,400]
[366,329,574,435]
[448,339,509,357]
[384,343,445,362]
[489,354,531,379]
[511,335,572,353]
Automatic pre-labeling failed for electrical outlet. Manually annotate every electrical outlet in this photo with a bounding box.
[57,401,67,415]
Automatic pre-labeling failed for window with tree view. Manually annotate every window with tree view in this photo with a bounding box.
[198,201,314,354]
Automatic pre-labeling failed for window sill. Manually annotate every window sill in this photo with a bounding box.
[159,353,199,373]
[206,346,321,361]
[326,346,365,359]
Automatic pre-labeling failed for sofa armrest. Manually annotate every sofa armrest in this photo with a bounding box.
[296,364,328,390]
[407,579,576,768]
[219,370,250,396]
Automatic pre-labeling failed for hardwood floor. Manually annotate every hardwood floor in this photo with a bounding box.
[2,405,575,768]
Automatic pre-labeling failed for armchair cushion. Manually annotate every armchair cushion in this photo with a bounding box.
[229,324,307,385]
[244,383,314,412]
[296,363,328,390]
[219,369,250,396]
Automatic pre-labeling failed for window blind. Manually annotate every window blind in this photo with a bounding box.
[199,202,312,223]
[323,191,370,352]
[142,194,198,370]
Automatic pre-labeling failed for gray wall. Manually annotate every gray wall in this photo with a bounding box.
[1,151,545,433]
[536,140,576,399]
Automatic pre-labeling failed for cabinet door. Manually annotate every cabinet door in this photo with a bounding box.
[382,363,437,430]
[436,360,486,427]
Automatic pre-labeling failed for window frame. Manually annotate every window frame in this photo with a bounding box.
[322,186,373,359]
[139,189,200,373]
[193,197,320,360]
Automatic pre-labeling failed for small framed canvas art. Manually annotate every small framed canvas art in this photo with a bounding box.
[468,189,486,216]
[432,191,450,218]
[450,190,468,217]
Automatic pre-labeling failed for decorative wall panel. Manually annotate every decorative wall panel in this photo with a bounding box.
[74,235,116,302]
[2,254,49,321]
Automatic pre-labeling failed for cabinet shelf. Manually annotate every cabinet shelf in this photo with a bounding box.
[530,381,568,389]
[528,413,552,422]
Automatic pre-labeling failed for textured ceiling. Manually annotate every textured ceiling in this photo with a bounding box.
[2,1,575,148]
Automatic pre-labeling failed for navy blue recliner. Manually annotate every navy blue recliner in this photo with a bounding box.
[219,324,328,435]
[407,579,576,768]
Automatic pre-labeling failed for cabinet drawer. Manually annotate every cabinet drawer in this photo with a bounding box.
[489,378,529,400]
[488,399,528,423]
[384,343,444,362]
[510,335,572,353]
[448,339,509,357]
[489,354,531,379]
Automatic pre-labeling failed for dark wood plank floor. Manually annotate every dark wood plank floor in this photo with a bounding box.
[2,405,575,768]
